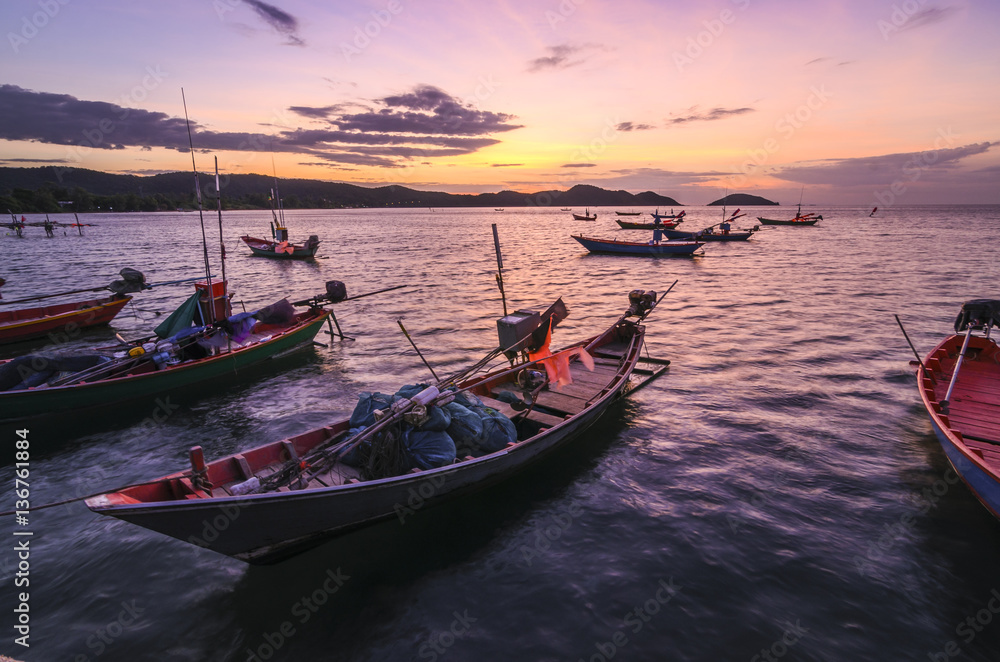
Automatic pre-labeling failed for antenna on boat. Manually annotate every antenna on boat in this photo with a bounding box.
[492,223,508,317]
[181,88,216,324]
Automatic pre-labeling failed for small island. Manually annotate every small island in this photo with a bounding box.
[707,193,778,206]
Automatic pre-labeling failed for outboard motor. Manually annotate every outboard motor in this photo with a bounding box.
[325,280,347,303]
[626,290,657,317]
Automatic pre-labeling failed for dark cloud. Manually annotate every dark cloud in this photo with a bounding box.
[805,57,830,65]
[772,143,996,186]
[244,0,304,46]
[527,44,605,72]
[616,122,654,132]
[0,84,519,169]
[0,157,71,163]
[492,163,523,167]
[899,5,961,31]
[667,107,755,125]
[561,163,597,168]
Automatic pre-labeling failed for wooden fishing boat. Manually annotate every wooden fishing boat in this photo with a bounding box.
[651,210,684,221]
[86,291,669,563]
[757,203,820,225]
[0,291,331,422]
[240,234,320,259]
[615,219,681,230]
[615,211,641,216]
[660,228,755,242]
[572,234,704,256]
[916,300,1000,518]
[756,216,820,226]
[0,295,131,344]
[573,213,597,221]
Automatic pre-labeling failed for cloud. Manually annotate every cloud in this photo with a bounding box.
[805,57,830,65]
[0,84,520,169]
[244,0,304,46]
[616,122,654,132]
[527,44,605,72]
[899,5,961,32]
[771,142,996,187]
[561,163,597,168]
[491,163,523,167]
[667,107,755,125]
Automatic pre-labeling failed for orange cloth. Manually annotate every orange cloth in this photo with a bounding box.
[529,325,595,389]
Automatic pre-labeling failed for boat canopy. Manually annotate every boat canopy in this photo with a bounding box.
[954,299,1000,332]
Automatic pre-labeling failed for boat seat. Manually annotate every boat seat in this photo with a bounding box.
[478,395,567,428]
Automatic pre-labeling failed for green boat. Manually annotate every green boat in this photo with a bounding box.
[0,302,330,423]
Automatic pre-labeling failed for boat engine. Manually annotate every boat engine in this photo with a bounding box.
[325,280,347,303]
[497,309,541,351]
[626,290,657,317]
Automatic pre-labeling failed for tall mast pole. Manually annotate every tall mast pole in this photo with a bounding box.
[181,88,216,324]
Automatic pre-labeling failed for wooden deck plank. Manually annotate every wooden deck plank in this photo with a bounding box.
[533,389,588,415]
[478,395,567,428]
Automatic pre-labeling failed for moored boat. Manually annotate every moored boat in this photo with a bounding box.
[615,219,681,230]
[0,295,131,345]
[0,282,332,422]
[615,211,641,216]
[240,234,321,259]
[757,216,820,226]
[916,300,1000,518]
[86,291,670,563]
[572,234,704,256]
[573,209,597,221]
[660,227,756,242]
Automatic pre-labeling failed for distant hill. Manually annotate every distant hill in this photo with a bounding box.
[0,167,682,213]
[707,193,778,206]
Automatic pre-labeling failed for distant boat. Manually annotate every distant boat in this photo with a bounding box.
[560,208,572,212]
[573,208,597,221]
[916,299,1000,519]
[572,234,704,256]
[650,209,684,222]
[495,208,504,212]
[615,219,682,230]
[757,204,821,226]
[660,227,756,242]
[240,184,321,259]
[615,210,641,216]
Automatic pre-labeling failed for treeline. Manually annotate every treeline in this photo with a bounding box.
[0,183,322,214]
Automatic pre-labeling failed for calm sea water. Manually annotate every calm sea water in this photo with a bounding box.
[1,204,999,661]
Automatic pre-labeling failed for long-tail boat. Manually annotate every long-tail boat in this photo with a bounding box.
[0,268,152,345]
[86,291,670,563]
[615,218,682,230]
[572,234,704,256]
[757,203,821,225]
[240,183,320,259]
[916,300,1000,518]
[573,209,597,221]
[0,281,332,422]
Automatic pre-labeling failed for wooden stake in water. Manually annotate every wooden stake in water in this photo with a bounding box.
[492,223,507,317]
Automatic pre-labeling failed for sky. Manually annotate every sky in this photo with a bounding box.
[0,0,998,205]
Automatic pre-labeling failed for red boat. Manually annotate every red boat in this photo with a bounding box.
[0,295,131,345]
[240,234,320,259]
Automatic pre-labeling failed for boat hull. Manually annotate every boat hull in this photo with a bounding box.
[615,219,680,230]
[572,214,597,221]
[0,309,330,422]
[918,334,1000,518]
[756,217,820,225]
[573,234,704,256]
[660,228,754,241]
[88,315,650,563]
[241,235,319,259]
[0,295,131,344]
